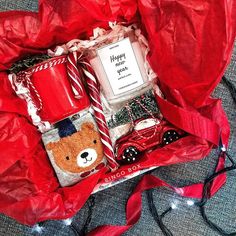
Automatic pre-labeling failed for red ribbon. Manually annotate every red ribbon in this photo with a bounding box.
[87,154,226,236]
[156,95,221,146]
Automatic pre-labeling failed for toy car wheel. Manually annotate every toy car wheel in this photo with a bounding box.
[162,130,180,145]
[119,146,141,165]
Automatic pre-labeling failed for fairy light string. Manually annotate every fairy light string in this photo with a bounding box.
[146,189,174,236]
[196,76,236,235]
[146,75,236,236]
[146,147,236,236]
[196,148,236,236]
[79,195,95,236]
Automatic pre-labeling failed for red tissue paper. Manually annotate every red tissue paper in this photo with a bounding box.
[0,0,235,225]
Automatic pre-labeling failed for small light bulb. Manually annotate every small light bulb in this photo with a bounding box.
[32,224,43,233]
[171,203,177,209]
[63,218,73,226]
[221,145,226,152]
[187,200,195,206]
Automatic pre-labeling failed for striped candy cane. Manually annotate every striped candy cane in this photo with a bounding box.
[67,51,84,98]
[81,60,119,171]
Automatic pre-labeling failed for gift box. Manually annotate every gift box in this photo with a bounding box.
[0,0,235,230]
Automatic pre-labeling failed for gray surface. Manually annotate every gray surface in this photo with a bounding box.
[0,0,38,11]
[0,1,235,236]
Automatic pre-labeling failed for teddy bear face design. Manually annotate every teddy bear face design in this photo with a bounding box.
[46,122,104,173]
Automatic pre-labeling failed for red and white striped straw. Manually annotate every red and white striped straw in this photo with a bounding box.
[81,60,119,171]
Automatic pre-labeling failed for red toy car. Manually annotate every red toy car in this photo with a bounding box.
[115,118,186,165]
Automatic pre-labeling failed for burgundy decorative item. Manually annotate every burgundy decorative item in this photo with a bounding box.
[115,118,186,165]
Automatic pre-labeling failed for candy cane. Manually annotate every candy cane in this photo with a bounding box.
[81,61,119,171]
[66,51,84,98]
[17,71,43,111]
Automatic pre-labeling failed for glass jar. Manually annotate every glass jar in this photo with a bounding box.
[86,30,153,109]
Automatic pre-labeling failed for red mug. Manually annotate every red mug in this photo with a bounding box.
[20,55,90,124]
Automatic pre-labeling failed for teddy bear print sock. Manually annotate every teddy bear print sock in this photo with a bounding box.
[42,110,106,187]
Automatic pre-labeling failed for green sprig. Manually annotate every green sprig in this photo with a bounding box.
[9,54,51,74]
[107,90,160,128]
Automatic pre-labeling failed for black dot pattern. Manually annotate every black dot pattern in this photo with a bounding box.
[162,130,180,145]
